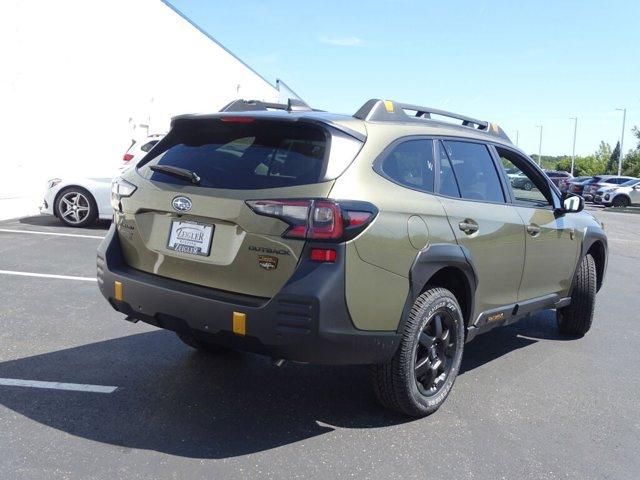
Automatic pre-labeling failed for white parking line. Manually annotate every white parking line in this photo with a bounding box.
[0,270,97,282]
[0,378,117,393]
[0,228,105,239]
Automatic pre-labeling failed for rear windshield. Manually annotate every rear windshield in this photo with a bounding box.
[139,120,328,189]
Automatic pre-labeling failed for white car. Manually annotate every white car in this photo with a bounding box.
[122,135,163,166]
[40,177,113,227]
[594,178,640,207]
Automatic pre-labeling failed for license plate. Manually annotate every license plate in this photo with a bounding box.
[167,220,214,256]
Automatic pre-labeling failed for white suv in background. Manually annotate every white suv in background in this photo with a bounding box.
[122,135,164,166]
[594,178,640,207]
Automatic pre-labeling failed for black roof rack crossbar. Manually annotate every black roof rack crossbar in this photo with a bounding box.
[220,98,313,113]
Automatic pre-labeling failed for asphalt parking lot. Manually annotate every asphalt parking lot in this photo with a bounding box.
[1,209,639,480]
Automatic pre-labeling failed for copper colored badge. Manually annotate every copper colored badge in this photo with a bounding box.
[258,255,278,270]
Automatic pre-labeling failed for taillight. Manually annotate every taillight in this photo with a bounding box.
[123,153,134,162]
[246,199,377,242]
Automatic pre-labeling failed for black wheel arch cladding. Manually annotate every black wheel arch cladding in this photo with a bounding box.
[399,244,477,333]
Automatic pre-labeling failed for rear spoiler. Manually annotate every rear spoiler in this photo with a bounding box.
[170,100,367,142]
[220,98,314,113]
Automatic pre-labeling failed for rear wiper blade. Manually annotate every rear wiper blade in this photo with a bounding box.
[149,165,201,185]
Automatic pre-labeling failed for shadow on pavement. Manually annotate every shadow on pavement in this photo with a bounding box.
[0,310,569,459]
[587,204,640,215]
[459,309,572,373]
[17,214,111,230]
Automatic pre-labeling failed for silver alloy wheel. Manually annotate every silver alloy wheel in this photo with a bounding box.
[58,191,91,225]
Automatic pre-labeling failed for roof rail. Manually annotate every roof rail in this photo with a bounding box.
[353,99,511,143]
[220,98,313,113]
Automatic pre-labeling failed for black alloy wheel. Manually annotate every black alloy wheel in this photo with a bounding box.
[414,309,458,396]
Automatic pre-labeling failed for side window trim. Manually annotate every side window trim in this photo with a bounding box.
[487,144,516,204]
[434,139,462,198]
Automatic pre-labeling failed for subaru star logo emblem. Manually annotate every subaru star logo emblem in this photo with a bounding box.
[171,196,192,212]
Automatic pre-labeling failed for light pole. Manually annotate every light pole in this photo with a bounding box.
[515,130,519,146]
[615,108,626,176]
[536,125,543,166]
[569,117,577,176]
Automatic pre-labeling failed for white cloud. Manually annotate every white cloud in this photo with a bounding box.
[319,36,364,47]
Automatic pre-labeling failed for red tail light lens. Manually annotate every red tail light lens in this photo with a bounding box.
[246,199,376,242]
[123,153,134,162]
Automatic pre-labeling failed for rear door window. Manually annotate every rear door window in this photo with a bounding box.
[379,139,435,192]
[139,120,329,190]
[441,140,505,203]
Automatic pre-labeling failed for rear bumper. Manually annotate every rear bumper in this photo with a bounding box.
[96,225,400,365]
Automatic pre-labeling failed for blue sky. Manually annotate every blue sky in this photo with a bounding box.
[171,0,639,156]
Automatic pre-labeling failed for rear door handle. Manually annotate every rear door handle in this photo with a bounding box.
[526,224,541,237]
[458,220,479,234]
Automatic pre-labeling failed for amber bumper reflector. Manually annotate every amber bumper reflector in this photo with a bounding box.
[114,281,123,301]
[233,312,246,336]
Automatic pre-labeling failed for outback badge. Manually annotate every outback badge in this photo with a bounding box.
[258,255,278,271]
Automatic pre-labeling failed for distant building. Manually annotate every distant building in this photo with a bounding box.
[1,0,293,217]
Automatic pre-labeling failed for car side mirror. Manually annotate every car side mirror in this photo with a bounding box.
[634,185,640,190]
[560,193,584,213]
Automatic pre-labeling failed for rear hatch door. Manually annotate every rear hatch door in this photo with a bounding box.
[116,115,363,298]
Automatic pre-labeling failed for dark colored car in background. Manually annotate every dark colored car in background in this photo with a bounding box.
[564,176,591,193]
[569,176,597,196]
[544,170,573,190]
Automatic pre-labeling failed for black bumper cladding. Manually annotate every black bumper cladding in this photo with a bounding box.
[96,225,400,365]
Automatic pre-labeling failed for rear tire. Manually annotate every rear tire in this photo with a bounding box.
[176,332,227,354]
[371,287,465,417]
[54,187,98,228]
[612,195,630,208]
[557,254,597,336]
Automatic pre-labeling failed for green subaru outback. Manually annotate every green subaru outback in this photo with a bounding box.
[98,99,607,416]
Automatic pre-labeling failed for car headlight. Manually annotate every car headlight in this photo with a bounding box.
[111,178,137,210]
[47,178,62,189]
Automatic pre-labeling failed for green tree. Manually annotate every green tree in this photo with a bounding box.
[557,155,606,177]
[622,150,640,177]
[619,127,640,177]
[595,141,611,165]
[606,141,621,174]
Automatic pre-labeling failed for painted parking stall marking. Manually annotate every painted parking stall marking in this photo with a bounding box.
[0,378,117,394]
[0,270,97,282]
[0,228,105,239]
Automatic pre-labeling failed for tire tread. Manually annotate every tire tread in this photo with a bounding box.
[557,254,597,335]
[371,287,462,416]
